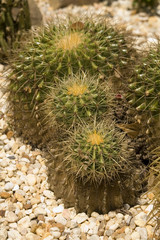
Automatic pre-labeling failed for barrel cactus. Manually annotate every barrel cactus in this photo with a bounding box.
[43,72,113,129]
[62,121,130,182]
[0,0,31,59]
[127,46,160,119]
[46,120,145,214]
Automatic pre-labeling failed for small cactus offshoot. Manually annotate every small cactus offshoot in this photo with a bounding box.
[43,73,112,128]
[63,121,130,183]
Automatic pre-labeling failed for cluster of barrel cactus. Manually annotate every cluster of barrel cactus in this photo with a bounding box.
[0,0,31,59]
[9,15,160,217]
[9,18,148,213]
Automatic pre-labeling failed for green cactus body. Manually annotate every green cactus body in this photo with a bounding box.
[0,0,31,58]
[128,49,160,117]
[46,121,146,214]
[10,19,133,111]
[62,121,130,183]
[132,0,159,11]
[148,146,160,235]
[44,73,112,128]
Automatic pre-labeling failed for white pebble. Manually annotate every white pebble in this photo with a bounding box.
[54,214,67,225]
[51,231,61,238]
[40,196,45,203]
[26,174,37,186]
[43,236,53,240]
[34,207,46,216]
[8,229,22,240]
[116,213,124,219]
[108,211,116,218]
[135,227,148,240]
[26,232,40,240]
[74,213,88,224]
[0,159,9,167]
[4,182,14,191]
[43,190,54,199]
[13,184,19,191]
[53,204,64,214]
[88,235,99,240]
[134,212,147,227]
[131,231,140,240]
[6,211,18,223]
[0,228,7,240]
[109,223,119,231]
[91,212,99,218]
[145,204,153,213]
[18,216,30,228]
[80,223,89,233]
[19,145,26,153]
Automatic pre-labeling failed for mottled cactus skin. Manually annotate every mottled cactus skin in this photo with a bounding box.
[0,0,31,58]
[10,19,134,113]
[128,48,160,117]
[43,73,113,129]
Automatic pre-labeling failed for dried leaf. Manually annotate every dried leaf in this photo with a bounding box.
[116,123,141,138]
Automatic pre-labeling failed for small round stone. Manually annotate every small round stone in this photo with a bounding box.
[26,174,37,186]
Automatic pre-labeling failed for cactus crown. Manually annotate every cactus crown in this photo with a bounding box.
[87,131,104,145]
[57,32,84,51]
[67,83,87,96]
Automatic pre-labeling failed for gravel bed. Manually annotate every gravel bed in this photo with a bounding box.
[1,0,160,239]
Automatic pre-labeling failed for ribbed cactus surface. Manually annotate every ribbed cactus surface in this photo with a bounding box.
[128,48,160,116]
[62,121,129,183]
